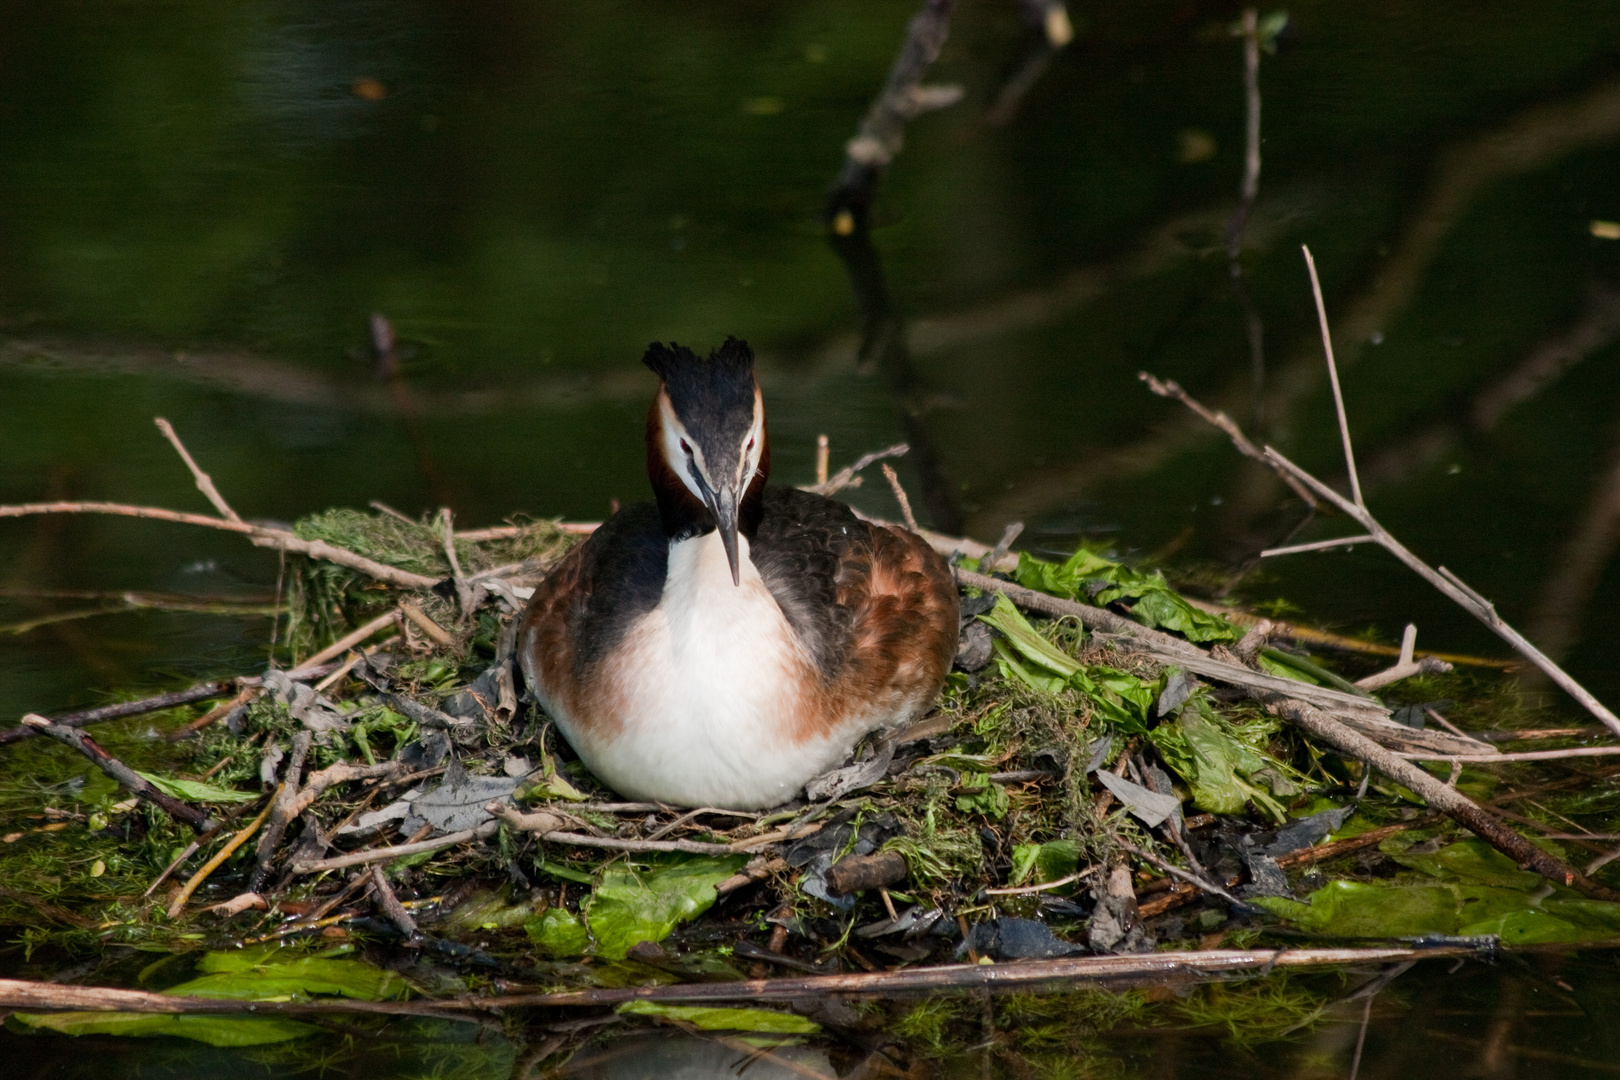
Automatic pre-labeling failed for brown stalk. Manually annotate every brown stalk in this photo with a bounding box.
[19,715,210,830]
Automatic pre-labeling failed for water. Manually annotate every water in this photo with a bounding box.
[4,0,1620,1074]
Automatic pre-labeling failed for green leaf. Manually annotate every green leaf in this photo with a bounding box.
[1011,840,1081,886]
[979,594,1081,677]
[1013,549,1241,643]
[525,907,591,957]
[13,1012,317,1046]
[1150,709,1293,821]
[979,595,1156,732]
[584,854,748,960]
[617,1001,820,1034]
[135,772,257,803]
[1256,879,1620,944]
[180,945,407,1001]
[954,773,1010,819]
[992,638,1071,696]
[1391,838,1549,891]
[1254,651,1322,685]
[11,945,401,1046]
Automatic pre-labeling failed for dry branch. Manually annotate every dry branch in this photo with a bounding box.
[0,946,1536,1018]
[1265,694,1618,900]
[0,681,232,746]
[154,418,242,523]
[1139,373,1316,506]
[20,715,210,830]
[167,798,276,918]
[0,501,440,590]
[291,821,500,876]
[249,730,313,892]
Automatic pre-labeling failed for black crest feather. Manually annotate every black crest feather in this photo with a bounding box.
[642,338,757,445]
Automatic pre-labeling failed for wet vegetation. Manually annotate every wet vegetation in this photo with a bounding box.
[8,0,1620,1076]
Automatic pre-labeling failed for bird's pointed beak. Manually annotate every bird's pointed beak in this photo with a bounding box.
[704,484,742,586]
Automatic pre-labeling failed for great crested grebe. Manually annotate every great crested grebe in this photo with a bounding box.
[518,338,958,810]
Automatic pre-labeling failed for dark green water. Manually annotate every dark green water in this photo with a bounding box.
[4,1,1620,1074]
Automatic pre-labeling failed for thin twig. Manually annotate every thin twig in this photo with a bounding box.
[488,804,792,855]
[168,687,257,742]
[0,501,440,590]
[0,681,232,746]
[815,434,830,487]
[167,797,276,918]
[1264,444,1620,736]
[399,600,455,649]
[0,945,1529,1017]
[1396,746,1620,764]
[806,442,910,497]
[1118,840,1257,911]
[287,609,401,679]
[291,821,499,875]
[20,715,211,830]
[371,864,419,940]
[1303,245,1364,506]
[249,730,313,892]
[1139,373,1318,508]
[881,463,920,532]
[983,866,1100,896]
[153,417,242,523]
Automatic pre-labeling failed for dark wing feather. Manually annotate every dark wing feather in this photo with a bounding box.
[750,486,867,676]
[544,502,668,673]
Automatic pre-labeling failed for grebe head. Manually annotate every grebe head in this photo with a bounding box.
[642,337,769,585]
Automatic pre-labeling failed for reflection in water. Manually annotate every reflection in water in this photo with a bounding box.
[558,1032,834,1080]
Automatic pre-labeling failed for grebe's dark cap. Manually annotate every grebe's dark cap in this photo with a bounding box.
[643,337,758,457]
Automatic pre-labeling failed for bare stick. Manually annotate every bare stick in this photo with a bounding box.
[371,864,419,940]
[490,804,768,855]
[1264,444,1620,736]
[1139,373,1318,507]
[285,759,402,820]
[399,600,455,649]
[1264,693,1618,900]
[167,797,276,918]
[984,866,1099,897]
[167,686,257,742]
[881,463,920,532]
[0,680,232,746]
[1303,245,1364,506]
[815,434,830,487]
[1263,535,1377,557]
[287,609,401,678]
[1118,840,1256,912]
[0,501,440,590]
[807,442,910,496]
[153,417,242,523]
[20,715,211,830]
[984,521,1024,570]
[249,730,313,892]
[1396,746,1620,764]
[0,944,1524,1017]
[291,820,499,875]
[1354,656,1452,692]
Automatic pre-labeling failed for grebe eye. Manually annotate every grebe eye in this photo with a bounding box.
[746,437,755,452]
[679,439,692,455]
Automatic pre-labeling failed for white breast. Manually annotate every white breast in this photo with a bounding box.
[548,531,863,809]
